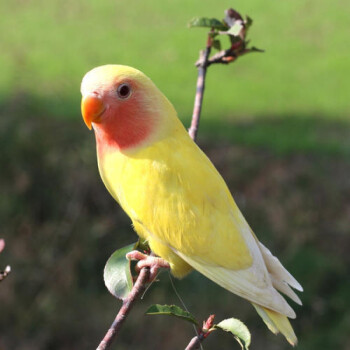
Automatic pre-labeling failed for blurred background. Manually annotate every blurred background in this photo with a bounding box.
[0,0,349,349]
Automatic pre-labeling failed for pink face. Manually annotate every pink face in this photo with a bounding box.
[81,67,159,154]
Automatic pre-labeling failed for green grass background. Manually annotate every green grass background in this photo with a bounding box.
[1,0,349,121]
[0,1,349,349]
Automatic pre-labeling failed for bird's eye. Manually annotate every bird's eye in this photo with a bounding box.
[117,83,132,99]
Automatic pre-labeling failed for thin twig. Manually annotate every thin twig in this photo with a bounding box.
[188,36,212,141]
[197,46,263,68]
[185,315,215,350]
[189,36,261,142]
[96,267,150,350]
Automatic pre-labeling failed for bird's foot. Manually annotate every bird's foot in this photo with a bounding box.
[126,250,170,281]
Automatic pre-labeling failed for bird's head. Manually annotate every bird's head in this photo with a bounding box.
[81,65,174,152]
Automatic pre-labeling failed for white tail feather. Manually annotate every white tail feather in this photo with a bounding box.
[271,278,302,305]
[259,242,303,292]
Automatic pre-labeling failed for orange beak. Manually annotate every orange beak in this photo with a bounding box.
[81,93,106,130]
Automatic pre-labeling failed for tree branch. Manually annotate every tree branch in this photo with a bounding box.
[96,267,150,350]
[185,334,205,350]
[189,35,262,142]
[197,46,263,68]
[188,37,212,142]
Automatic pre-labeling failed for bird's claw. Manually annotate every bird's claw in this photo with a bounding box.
[126,250,170,281]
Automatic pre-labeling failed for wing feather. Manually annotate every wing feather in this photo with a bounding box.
[173,248,296,318]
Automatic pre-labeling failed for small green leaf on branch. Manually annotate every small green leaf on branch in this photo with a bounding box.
[245,16,253,32]
[188,17,228,30]
[103,243,135,300]
[212,39,222,51]
[146,304,199,326]
[189,8,263,58]
[213,318,251,350]
[225,21,245,39]
[134,239,150,253]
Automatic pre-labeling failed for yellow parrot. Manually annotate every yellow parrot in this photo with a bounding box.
[81,65,302,345]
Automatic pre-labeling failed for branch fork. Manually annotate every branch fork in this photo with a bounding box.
[185,315,216,350]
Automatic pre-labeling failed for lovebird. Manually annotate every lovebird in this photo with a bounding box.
[81,65,302,345]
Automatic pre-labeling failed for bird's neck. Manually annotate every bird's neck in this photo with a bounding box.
[94,100,180,157]
[93,120,153,157]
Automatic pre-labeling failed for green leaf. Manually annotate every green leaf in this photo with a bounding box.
[214,318,251,350]
[188,17,228,30]
[226,21,244,38]
[134,238,150,253]
[245,16,253,32]
[146,304,199,326]
[208,31,219,39]
[212,39,221,51]
[103,243,135,300]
